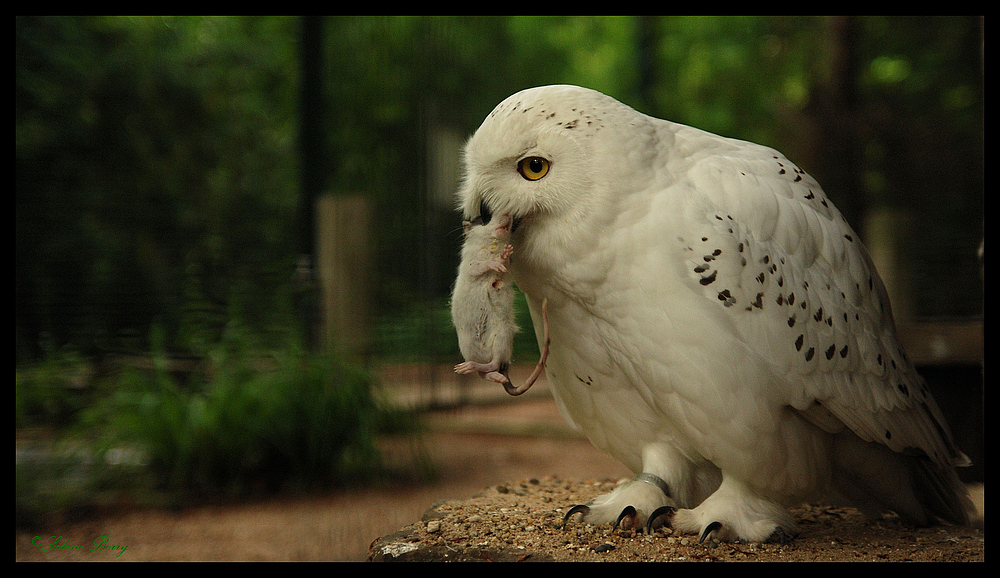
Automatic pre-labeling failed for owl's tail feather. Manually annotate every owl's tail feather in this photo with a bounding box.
[909,457,975,527]
[830,433,975,528]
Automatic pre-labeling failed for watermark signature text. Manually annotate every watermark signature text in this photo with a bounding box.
[32,535,130,557]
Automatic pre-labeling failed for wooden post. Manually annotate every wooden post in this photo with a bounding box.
[864,206,915,324]
[316,194,372,359]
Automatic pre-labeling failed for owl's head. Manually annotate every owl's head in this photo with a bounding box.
[457,85,654,238]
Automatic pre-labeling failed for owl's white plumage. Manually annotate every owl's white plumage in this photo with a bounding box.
[453,85,972,542]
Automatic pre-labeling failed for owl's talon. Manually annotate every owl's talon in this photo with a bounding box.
[613,505,636,530]
[700,521,723,543]
[562,504,590,528]
[645,505,676,534]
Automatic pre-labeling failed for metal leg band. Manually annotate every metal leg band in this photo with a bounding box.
[636,472,671,498]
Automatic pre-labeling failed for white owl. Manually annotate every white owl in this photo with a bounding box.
[451,85,973,543]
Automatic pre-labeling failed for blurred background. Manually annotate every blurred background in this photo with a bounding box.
[16,15,983,553]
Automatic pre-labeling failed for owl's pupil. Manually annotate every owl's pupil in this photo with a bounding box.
[529,158,543,173]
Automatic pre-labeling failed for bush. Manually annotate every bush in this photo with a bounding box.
[16,349,94,430]
[77,337,417,499]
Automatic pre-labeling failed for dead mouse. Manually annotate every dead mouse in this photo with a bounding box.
[451,213,549,395]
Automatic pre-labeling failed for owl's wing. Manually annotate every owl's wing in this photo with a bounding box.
[674,136,965,468]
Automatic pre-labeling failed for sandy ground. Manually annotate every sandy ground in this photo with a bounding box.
[16,367,984,562]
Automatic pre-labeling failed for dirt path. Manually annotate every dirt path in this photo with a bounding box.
[16,370,984,562]
[15,424,626,561]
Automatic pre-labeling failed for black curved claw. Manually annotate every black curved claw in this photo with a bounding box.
[645,505,676,535]
[699,521,723,543]
[613,505,636,531]
[562,504,590,528]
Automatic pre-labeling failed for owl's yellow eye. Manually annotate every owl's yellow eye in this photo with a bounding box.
[517,156,550,181]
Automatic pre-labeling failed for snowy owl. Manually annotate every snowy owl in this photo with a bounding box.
[450,84,973,543]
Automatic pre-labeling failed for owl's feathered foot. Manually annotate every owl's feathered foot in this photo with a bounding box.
[646,507,793,544]
[667,478,799,543]
[562,473,674,532]
[563,474,799,543]
[664,516,795,544]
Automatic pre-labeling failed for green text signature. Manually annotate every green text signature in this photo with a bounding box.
[32,535,129,557]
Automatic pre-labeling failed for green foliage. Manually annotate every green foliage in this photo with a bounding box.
[16,440,129,530]
[17,16,301,358]
[648,16,826,146]
[16,349,94,430]
[76,329,417,498]
[16,16,984,365]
